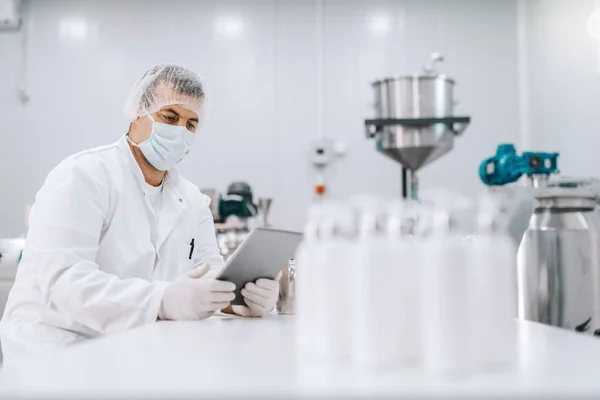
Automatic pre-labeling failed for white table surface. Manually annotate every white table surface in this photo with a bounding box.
[3,314,600,398]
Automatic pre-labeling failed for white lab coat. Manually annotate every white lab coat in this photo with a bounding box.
[0,136,224,368]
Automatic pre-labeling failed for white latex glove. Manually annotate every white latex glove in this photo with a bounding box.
[233,272,282,318]
[159,264,236,321]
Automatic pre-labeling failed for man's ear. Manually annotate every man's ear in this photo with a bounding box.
[129,116,144,131]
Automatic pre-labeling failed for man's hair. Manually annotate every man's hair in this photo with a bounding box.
[139,64,205,111]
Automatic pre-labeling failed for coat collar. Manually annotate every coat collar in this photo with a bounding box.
[117,135,188,250]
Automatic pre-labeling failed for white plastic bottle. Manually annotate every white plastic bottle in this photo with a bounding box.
[392,201,422,367]
[310,202,356,365]
[295,204,324,365]
[469,195,517,372]
[421,208,473,377]
[355,199,422,370]
[352,197,404,371]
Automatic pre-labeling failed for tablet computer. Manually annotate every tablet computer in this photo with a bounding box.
[216,228,303,306]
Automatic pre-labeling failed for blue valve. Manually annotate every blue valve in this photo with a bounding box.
[479,143,559,186]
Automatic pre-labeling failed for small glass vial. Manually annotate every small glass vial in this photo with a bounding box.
[277,259,296,315]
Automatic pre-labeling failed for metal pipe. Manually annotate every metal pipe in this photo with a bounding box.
[517,0,531,151]
[410,170,419,200]
[529,174,549,188]
[402,167,408,198]
[401,168,419,200]
[315,0,324,140]
[17,0,31,104]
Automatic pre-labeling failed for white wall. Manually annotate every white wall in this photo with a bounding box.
[526,0,600,177]
[0,0,520,237]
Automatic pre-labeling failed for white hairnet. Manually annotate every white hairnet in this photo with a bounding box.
[123,63,206,121]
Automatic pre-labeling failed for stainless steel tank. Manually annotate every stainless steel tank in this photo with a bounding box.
[370,53,462,171]
[375,71,454,118]
[517,181,600,335]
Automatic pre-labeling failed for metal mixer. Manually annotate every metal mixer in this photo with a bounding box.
[203,182,273,261]
[480,144,600,335]
[365,53,471,199]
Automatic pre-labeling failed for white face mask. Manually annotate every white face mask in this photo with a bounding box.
[128,116,195,171]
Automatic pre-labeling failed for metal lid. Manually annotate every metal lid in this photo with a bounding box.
[545,176,600,190]
[534,196,597,210]
[373,74,455,85]
[532,187,597,200]
[530,177,600,210]
[371,53,455,86]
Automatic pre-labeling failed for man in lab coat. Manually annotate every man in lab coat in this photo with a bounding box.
[0,63,280,368]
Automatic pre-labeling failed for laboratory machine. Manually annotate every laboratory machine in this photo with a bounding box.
[365,53,471,199]
[202,182,273,261]
[480,144,600,335]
